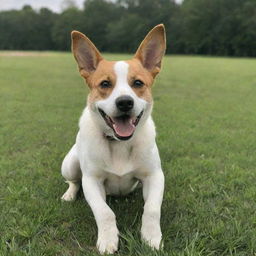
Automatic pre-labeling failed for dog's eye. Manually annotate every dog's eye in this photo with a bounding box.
[100,80,111,88]
[133,79,144,88]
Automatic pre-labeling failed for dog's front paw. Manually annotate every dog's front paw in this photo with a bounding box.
[61,181,80,202]
[97,227,119,254]
[141,218,162,250]
[61,190,77,201]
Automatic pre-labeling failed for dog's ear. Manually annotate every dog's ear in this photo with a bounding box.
[134,24,166,77]
[71,31,103,78]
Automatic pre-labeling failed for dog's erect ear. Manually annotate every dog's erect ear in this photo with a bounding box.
[134,24,166,77]
[71,31,103,78]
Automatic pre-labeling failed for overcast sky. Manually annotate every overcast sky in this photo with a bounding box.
[0,0,84,12]
[0,0,183,13]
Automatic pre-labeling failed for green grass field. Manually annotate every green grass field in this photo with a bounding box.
[1,52,256,256]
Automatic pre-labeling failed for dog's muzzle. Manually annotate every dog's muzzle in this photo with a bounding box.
[98,108,143,141]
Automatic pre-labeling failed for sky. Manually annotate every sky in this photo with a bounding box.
[0,0,183,13]
[0,0,84,12]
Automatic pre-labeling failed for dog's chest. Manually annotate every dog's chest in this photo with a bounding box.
[104,172,139,195]
[103,141,137,176]
[100,142,140,195]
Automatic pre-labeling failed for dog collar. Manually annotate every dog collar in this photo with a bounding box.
[104,134,117,141]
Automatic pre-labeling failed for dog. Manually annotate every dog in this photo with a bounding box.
[61,24,166,254]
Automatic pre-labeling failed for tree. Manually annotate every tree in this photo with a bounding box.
[0,0,255,56]
[51,8,83,50]
[80,0,124,51]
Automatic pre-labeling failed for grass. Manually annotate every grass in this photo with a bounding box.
[1,52,256,256]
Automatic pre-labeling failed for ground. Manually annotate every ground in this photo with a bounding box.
[1,52,256,256]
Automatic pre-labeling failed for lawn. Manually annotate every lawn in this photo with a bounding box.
[1,52,256,256]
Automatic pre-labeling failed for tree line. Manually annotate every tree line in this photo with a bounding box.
[0,0,255,57]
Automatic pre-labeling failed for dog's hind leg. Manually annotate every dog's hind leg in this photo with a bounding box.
[61,144,81,201]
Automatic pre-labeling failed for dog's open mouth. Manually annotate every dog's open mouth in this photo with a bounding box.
[98,109,143,140]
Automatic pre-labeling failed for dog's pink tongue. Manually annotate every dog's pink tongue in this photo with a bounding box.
[113,117,135,137]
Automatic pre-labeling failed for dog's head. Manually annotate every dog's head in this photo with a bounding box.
[72,24,166,141]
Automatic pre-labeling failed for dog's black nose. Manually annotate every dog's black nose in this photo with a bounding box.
[115,95,134,112]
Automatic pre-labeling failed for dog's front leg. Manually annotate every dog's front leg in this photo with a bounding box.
[82,175,119,254]
[141,170,164,250]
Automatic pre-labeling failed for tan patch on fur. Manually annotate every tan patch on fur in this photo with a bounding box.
[84,60,117,104]
[126,59,154,103]
[134,24,166,77]
[72,31,103,78]
[84,58,155,105]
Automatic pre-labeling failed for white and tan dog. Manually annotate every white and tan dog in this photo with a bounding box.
[61,24,166,254]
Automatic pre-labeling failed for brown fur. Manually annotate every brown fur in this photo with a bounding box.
[134,24,166,78]
[126,59,154,102]
[71,30,103,78]
[86,59,154,104]
[86,60,116,104]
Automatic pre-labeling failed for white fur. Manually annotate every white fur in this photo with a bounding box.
[61,60,165,254]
